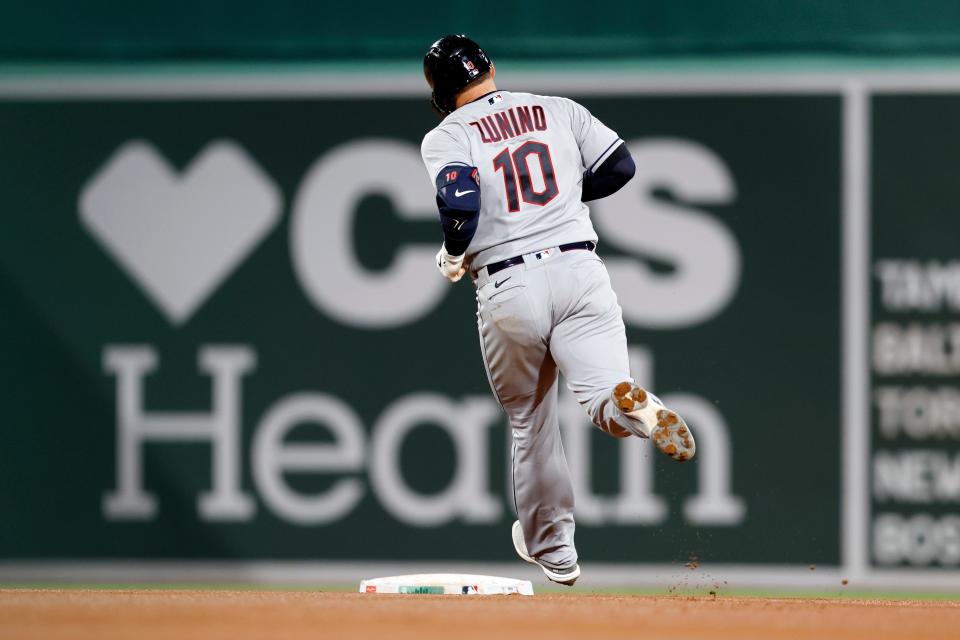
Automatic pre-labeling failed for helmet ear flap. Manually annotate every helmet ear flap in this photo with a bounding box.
[430,93,449,117]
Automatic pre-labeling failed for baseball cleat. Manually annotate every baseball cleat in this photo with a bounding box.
[612,381,696,462]
[511,520,580,586]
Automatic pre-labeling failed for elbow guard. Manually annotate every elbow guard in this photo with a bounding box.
[435,164,481,256]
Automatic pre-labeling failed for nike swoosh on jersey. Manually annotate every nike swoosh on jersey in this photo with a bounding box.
[455,189,476,197]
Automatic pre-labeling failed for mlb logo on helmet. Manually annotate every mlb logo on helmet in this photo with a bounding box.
[464,59,479,77]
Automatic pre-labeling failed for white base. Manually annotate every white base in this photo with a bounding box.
[359,573,534,596]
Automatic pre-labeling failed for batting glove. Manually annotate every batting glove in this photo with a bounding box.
[436,245,466,282]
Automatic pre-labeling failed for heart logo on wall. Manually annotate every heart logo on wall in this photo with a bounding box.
[80,140,282,325]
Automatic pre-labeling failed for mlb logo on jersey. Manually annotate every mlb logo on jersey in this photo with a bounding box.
[488,94,504,105]
[534,248,554,261]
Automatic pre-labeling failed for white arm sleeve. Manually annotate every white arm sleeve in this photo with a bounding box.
[566,98,624,172]
[421,127,472,182]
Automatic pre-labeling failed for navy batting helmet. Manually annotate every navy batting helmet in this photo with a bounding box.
[423,35,492,116]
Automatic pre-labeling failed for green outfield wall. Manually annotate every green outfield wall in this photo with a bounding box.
[4,1,960,62]
[0,69,958,588]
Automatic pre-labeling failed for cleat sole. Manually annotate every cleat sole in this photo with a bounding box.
[652,409,696,462]
[612,381,648,413]
[611,381,696,462]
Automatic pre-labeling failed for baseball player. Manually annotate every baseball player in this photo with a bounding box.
[420,35,696,586]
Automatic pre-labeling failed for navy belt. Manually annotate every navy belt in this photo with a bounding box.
[484,241,596,277]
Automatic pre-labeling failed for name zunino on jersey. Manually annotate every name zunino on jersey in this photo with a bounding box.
[468,105,547,144]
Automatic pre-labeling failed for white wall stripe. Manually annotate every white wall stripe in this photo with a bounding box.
[841,83,872,583]
[2,69,960,99]
[0,561,957,590]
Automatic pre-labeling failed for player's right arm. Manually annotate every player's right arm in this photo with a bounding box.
[564,99,635,201]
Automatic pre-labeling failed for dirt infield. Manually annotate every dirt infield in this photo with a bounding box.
[2,589,959,640]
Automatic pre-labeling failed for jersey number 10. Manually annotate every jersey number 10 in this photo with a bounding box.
[492,141,560,213]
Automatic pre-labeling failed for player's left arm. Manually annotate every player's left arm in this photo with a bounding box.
[561,97,635,202]
[580,142,635,202]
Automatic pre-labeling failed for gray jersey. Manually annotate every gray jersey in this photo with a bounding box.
[421,91,622,269]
